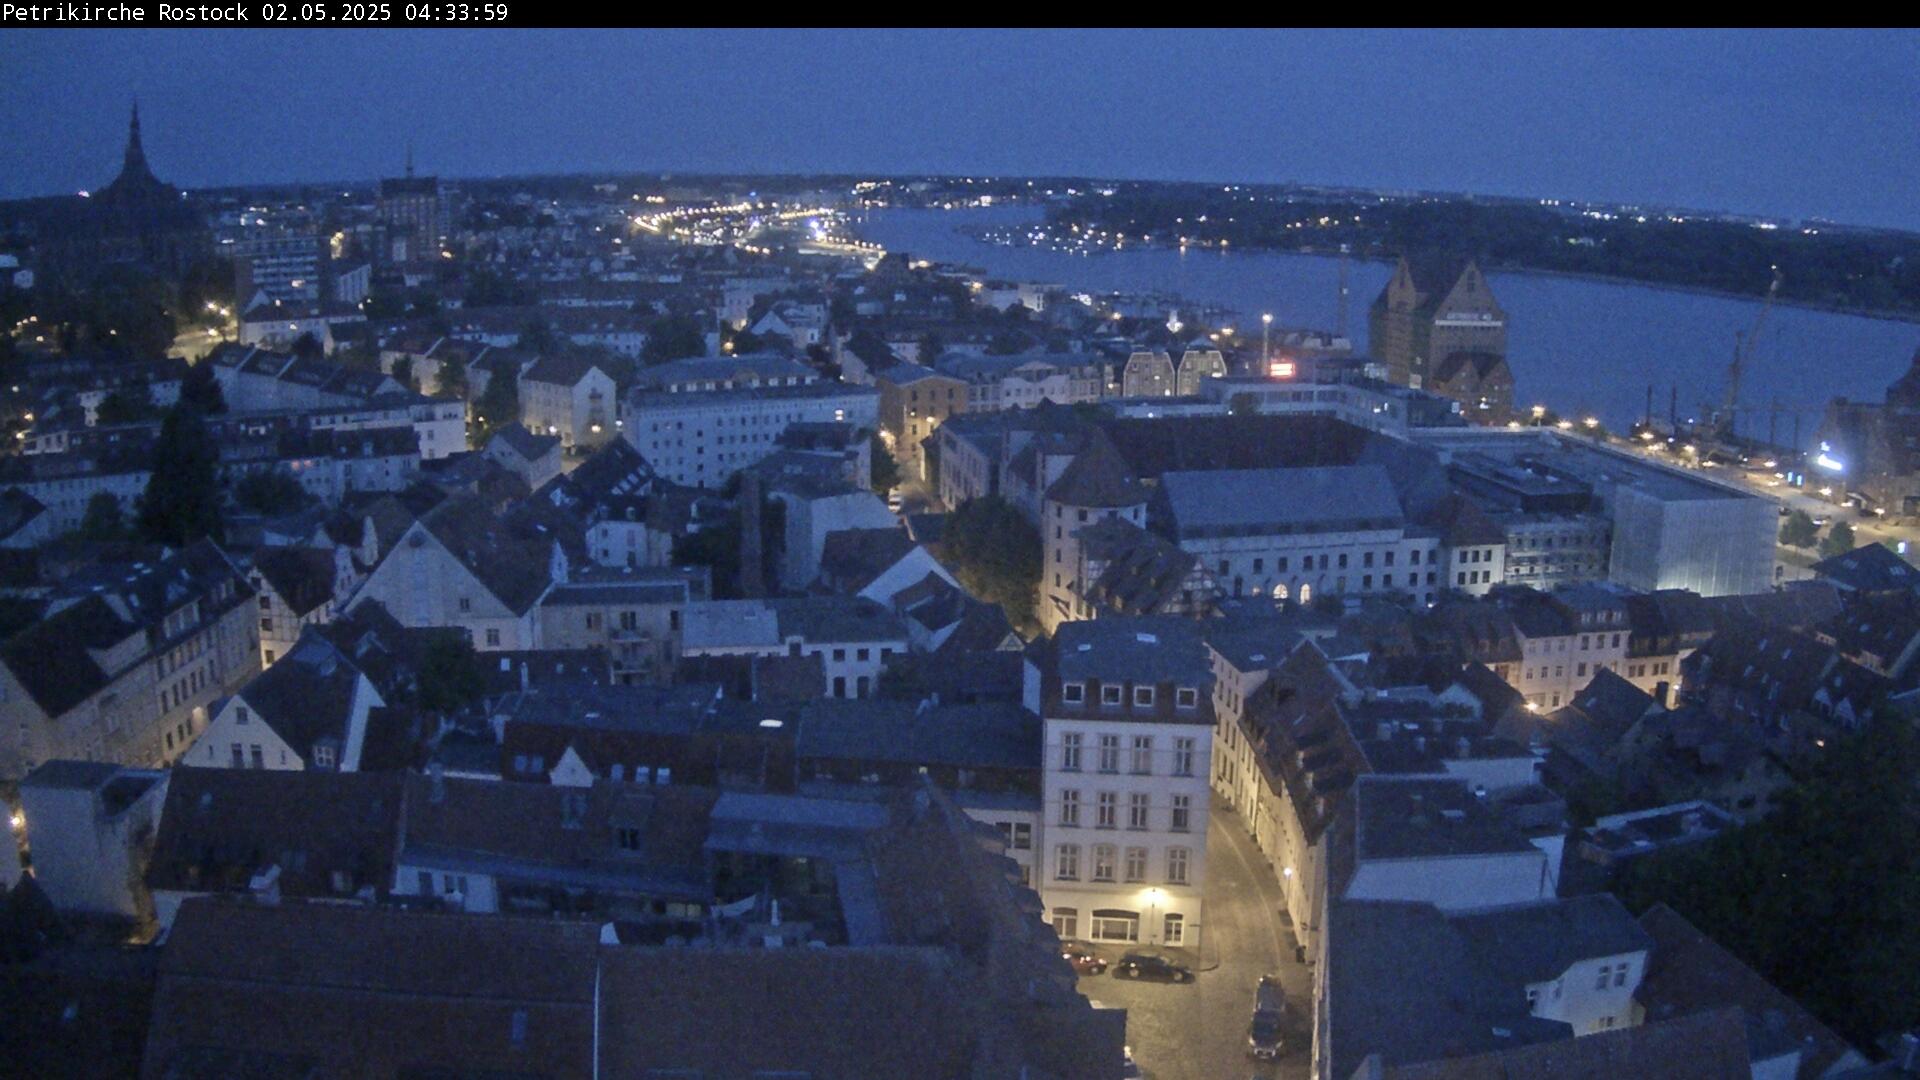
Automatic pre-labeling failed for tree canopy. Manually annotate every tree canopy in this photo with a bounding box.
[137,403,223,547]
[939,496,1041,631]
[1614,711,1920,1048]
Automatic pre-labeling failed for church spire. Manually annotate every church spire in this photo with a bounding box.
[123,99,152,179]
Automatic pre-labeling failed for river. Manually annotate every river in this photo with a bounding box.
[853,206,1920,448]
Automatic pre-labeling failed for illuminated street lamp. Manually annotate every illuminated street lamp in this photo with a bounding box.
[1261,312,1272,367]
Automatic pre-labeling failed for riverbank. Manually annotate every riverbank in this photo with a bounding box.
[961,210,1920,327]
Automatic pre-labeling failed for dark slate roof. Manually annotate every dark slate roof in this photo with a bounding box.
[234,633,366,760]
[519,351,608,387]
[144,898,598,1080]
[818,527,917,593]
[1352,776,1539,862]
[1448,894,1653,985]
[1079,516,1204,617]
[251,546,336,618]
[0,595,132,717]
[1159,465,1404,534]
[1378,1006,1753,1080]
[146,767,403,898]
[1325,899,1569,1078]
[797,699,1039,772]
[419,494,555,615]
[1637,903,1862,1080]
[485,424,560,462]
[20,759,126,791]
[1044,430,1146,509]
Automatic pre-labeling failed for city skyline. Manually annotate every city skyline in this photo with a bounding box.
[3,27,1918,230]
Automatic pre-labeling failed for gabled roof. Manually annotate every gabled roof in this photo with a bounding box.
[416,495,556,615]
[1812,541,1920,595]
[818,526,918,593]
[232,633,368,759]
[1044,429,1146,509]
[251,546,337,618]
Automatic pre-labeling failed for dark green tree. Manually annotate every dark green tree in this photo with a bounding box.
[75,492,129,542]
[939,496,1041,630]
[1780,509,1819,549]
[643,313,707,365]
[233,469,312,516]
[870,433,902,497]
[94,388,156,426]
[289,331,325,362]
[179,361,226,414]
[137,405,224,546]
[471,372,520,445]
[1615,711,1920,1047]
[417,633,488,715]
[1819,519,1857,559]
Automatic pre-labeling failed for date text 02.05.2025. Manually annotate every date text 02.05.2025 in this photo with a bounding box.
[254,1,509,20]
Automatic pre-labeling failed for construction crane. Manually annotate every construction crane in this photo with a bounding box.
[1713,266,1783,441]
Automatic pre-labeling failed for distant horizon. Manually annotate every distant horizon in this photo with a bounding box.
[3,29,1916,230]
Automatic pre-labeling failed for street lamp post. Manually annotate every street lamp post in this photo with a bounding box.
[1261,313,1272,372]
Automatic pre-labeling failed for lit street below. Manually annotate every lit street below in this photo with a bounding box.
[1072,810,1311,1080]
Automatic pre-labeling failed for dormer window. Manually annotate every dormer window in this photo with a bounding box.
[1133,686,1155,707]
[1063,682,1085,704]
[1176,687,1198,708]
[1100,684,1122,706]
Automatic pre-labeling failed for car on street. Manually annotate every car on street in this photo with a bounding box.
[1112,953,1194,983]
[1061,943,1107,974]
[1248,974,1286,1059]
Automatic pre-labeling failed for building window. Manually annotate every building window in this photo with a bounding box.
[1175,687,1198,708]
[235,706,249,725]
[1163,913,1184,946]
[1091,844,1116,882]
[1128,792,1150,830]
[1100,684,1122,706]
[1130,735,1153,774]
[1124,847,1148,883]
[1167,846,1190,885]
[1595,965,1612,990]
[1063,681,1085,704]
[1170,794,1191,832]
[313,745,336,769]
[1173,737,1196,777]
[1061,732,1082,771]
[1059,789,1081,827]
[1133,685,1155,707]
[1096,791,1117,829]
[1010,822,1032,850]
[1055,844,1080,881]
[1098,734,1120,773]
[1052,907,1079,940]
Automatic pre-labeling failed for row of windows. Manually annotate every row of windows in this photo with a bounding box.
[1058,790,1193,831]
[1060,683,1199,710]
[1058,732,1197,775]
[1054,843,1189,885]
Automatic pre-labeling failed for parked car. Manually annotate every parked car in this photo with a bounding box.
[1062,943,1107,975]
[1248,974,1286,1059]
[1113,953,1194,983]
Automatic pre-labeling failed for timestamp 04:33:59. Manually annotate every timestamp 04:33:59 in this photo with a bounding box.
[255,1,509,21]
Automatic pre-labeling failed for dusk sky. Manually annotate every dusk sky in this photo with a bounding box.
[2,28,1916,229]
